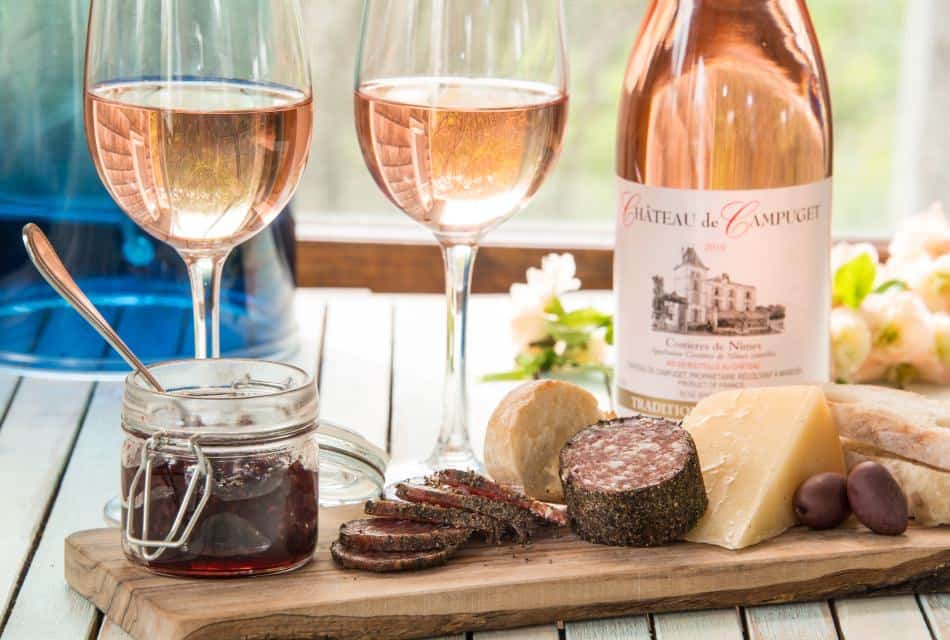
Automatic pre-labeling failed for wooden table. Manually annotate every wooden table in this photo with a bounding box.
[0,289,947,640]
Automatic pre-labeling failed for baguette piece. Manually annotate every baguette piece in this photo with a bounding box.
[822,383,950,471]
[484,380,602,502]
[843,441,950,526]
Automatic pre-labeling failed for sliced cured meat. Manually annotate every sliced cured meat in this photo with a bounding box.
[394,482,538,542]
[330,540,458,572]
[338,518,472,552]
[430,469,569,527]
[559,416,708,546]
[364,499,506,543]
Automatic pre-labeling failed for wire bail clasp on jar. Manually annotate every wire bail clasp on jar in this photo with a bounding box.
[124,433,213,562]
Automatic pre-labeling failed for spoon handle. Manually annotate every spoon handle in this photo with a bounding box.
[21,223,165,392]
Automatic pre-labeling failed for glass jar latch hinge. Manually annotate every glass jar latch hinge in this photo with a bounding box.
[124,433,212,561]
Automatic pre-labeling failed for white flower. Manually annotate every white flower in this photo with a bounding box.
[572,334,608,366]
[911,312,950,384]
[510,282,543,312]
[860,290,934,364]
[524,253,581,302]
[830,307,872,382]
[509,253,581,352]
[888,202,950,267]
[831,242,880,280]
[851,355,891,384]
[905,254,950,313]
[933,313,950,365]
[510,307,548,351]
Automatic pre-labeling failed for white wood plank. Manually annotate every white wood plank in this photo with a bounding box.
[475,626,559,640]
[2,383,122,640]
[654,609,744,640]
[318,297,392,452]
[97,619,132,640]
[0,377,93,622]
[921,593,950,640]
[566,616,652,639]
[836,596,933,640]
[390,295,444,464]
[0,373,21,431]
[746,602,838,640]
[289,290,326,378]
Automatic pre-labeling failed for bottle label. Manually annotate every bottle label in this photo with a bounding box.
[614,177,833,419]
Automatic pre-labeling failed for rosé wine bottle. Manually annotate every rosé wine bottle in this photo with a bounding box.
[614,0,833,419]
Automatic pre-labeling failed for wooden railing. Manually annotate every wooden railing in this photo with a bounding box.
[296,224,888,293]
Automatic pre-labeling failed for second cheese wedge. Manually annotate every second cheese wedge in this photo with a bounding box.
[682,386,846,549]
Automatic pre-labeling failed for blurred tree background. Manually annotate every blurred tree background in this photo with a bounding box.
[298,1,908,236]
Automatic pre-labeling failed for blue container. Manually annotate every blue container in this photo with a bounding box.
[0,3,299,376]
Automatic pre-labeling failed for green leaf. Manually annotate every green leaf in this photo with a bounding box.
[833,253,877,308]
[559,308,612,329]
[481,299,615,384]
[481,369,534,381]
[543,296,565,317]
[516,348,558,373]
[873,279,908,294]
[547,324,590,346]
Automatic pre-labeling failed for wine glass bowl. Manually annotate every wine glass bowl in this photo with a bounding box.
[84,0,313,359]
[354,0,569,478]
[354,78,567,242]
[84,81,312,254]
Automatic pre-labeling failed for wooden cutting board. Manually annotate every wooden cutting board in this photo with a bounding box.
[66,525,949,640]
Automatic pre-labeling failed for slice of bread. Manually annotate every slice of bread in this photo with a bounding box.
[843,440,950,526]
[484,380,602,502]
[823,383,950,472]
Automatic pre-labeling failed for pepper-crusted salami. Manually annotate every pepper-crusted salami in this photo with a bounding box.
[339,518,472,552]
[394,482,538,542]
[559,416,707,546]
[429,469,569,527]
[330,541,458,572]
[365,499,507,543]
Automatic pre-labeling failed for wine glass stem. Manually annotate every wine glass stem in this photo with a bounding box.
[182,251,231,359]
[428,242,480,469]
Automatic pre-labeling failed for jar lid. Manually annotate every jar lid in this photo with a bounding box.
[317,419,389,507]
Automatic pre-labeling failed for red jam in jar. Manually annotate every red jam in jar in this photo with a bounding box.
[120,359,319,577]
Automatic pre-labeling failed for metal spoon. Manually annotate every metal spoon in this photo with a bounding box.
[21,223,165,392]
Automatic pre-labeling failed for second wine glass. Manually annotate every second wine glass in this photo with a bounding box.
[84,0,313,359]
[354,0,569,479]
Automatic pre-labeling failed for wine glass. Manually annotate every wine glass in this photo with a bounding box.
[354,0,569,479]
[84,0,313,360]
[85,0,312,525]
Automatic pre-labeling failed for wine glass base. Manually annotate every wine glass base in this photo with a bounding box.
[103,496,122,527]
[426,448,485,475]
[383,451,485,498]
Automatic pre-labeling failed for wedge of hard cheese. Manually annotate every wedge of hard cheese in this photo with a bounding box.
[683,386,846,550]
[823,383,950,472]
[843,440,950,526]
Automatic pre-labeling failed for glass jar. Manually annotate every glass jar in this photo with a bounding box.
[120,359,319,578]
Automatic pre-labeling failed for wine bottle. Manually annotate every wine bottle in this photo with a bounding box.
[614,0,833,419]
